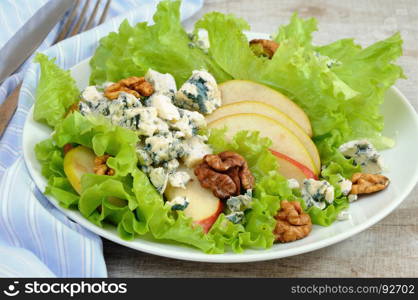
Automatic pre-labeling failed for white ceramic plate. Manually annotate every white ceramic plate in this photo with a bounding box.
[23,33,418,263]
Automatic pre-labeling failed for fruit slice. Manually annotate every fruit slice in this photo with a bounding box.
[165,169,223,233]
[206,101,320,171]
[63,146,96,194]
[271,149,318,184]
[219,80,312,137]
[208,113,319,175]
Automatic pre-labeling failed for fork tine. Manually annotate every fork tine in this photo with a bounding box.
[98,0,112,25]
[69,0,91,37]
[53,0,80,44]
[85,0,101,31]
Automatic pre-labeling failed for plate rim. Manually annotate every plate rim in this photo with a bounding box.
[21,39,418,263]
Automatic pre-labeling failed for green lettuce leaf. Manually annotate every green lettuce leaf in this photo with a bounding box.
[33,53,79,127]
[53,112,139,177]
[89,0,230,86]
[274,13,317,47]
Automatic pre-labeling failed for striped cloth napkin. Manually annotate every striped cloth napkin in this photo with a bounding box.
[0,0,203,277]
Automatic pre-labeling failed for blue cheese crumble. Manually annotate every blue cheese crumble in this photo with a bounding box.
[337,177,352,196]
[225,211,245,224]
[149,93,180,121]
[302,179,335,209]
[79,69,218,194]
[337,209,351,221]
[149,167,168,193]
[144,132,185,165]
[338,139,383,174]
[145,69,177,97]
[174,70,221,115]
[348,194,358,203]
[167,196,189,211]
[224,190,253,224]
[168,171,191,189]
[182,135,212,168]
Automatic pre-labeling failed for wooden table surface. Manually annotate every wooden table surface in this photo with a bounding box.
[104,0,418,277]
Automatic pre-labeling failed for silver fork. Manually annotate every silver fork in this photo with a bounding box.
[0,0,112,137]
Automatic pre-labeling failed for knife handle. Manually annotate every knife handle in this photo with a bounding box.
[0,83,21,138]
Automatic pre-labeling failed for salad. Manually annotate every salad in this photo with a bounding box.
[32,0,403,253]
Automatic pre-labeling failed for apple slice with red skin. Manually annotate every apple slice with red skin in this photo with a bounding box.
[270,149,318,184]
[194,202,224,233]
[165,168,223,233]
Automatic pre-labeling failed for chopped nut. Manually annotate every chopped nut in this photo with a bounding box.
[107,168,115,176]
[94,154,111,166]
[194,162,238,199]
[93,154,115,176]
[65,101,80,117]
[350,173,390,194]
[134,80,154,97]
[274,200,312,243]
[249,39,279,59]
[204,151,245,171]
[194,151,255,199]
[104,76,154,100]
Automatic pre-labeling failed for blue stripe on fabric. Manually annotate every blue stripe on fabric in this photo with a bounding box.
[0,0,203,278]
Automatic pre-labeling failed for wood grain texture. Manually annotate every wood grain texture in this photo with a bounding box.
[104,0,418,278]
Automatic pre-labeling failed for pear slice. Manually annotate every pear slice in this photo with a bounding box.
[219,80,312,137]
[63,146,96,194]
[206,101,320,171]
[208,113,319,175]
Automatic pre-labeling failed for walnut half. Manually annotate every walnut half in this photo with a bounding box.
[249,39,279,59]
[104,76,154,100]
[274,200,312,243]
[93,154,115,176]
[350,173,389,195]
[194,151,255,199]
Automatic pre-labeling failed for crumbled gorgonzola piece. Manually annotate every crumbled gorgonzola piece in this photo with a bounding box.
[302,179,335,209]
[348,194,358,203]
[149,167,168,194]
[170,109,207,138]
[81,86,104,103]
[144,132,185,165]
[287,178,300,189]
[225,211,245,224]
[145,69,177,97]
[182,135,212,167]
[337,177,352,196]
[149,94,180,121]
[174,70,221,115]
[163,159,180,172]
[167,196,189,211]
[226,189,253,213]
[339,139,383,174]
[133,107,169,136]
[136,147,153,166]
[168,171,191,189]
[337,210,351,221]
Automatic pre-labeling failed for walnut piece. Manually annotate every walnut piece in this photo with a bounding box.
[350,173,389,195]
[249,39,279,59]
[104,76,154,100]
[194,151,255,199]
[93,154,115,176]
[274,200,312,243]
[194,162,238,199]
